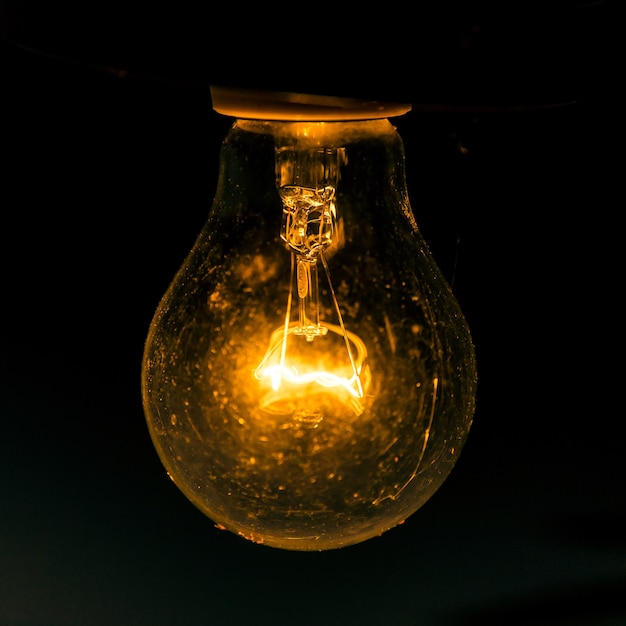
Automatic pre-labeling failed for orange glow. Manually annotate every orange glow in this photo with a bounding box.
[254,323,370,414]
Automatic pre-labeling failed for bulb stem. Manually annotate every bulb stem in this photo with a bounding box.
[295,255,324,340]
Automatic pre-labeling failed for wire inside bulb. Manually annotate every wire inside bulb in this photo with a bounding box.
[254,133,370,419]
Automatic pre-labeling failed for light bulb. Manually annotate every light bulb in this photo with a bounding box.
[141,87,477,551]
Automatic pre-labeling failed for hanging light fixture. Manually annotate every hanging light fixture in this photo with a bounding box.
[140,86,477,551]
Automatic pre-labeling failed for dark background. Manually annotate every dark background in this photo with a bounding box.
[1,4,624,624]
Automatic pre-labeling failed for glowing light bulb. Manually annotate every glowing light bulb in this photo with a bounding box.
[141,87,477,551]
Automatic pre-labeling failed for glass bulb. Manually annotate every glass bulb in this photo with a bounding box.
[141,97,477,551]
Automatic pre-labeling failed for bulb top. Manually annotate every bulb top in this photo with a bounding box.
[210,85,412,121]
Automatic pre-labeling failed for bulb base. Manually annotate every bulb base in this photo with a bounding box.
[210,85,412,121]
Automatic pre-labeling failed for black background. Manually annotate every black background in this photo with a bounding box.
[1,6,624,624]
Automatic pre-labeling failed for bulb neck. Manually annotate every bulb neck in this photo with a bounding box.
[210,85,412,122]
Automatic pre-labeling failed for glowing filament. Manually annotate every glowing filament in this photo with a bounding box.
[255,323,368,400]
[254,138,370,417]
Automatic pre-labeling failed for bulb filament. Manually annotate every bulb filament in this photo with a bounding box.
[254,250,368,406]
[254,139,370,415]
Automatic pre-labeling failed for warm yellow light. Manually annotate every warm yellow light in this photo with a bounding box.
[254,322,369,414]
[142,93,477,551]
